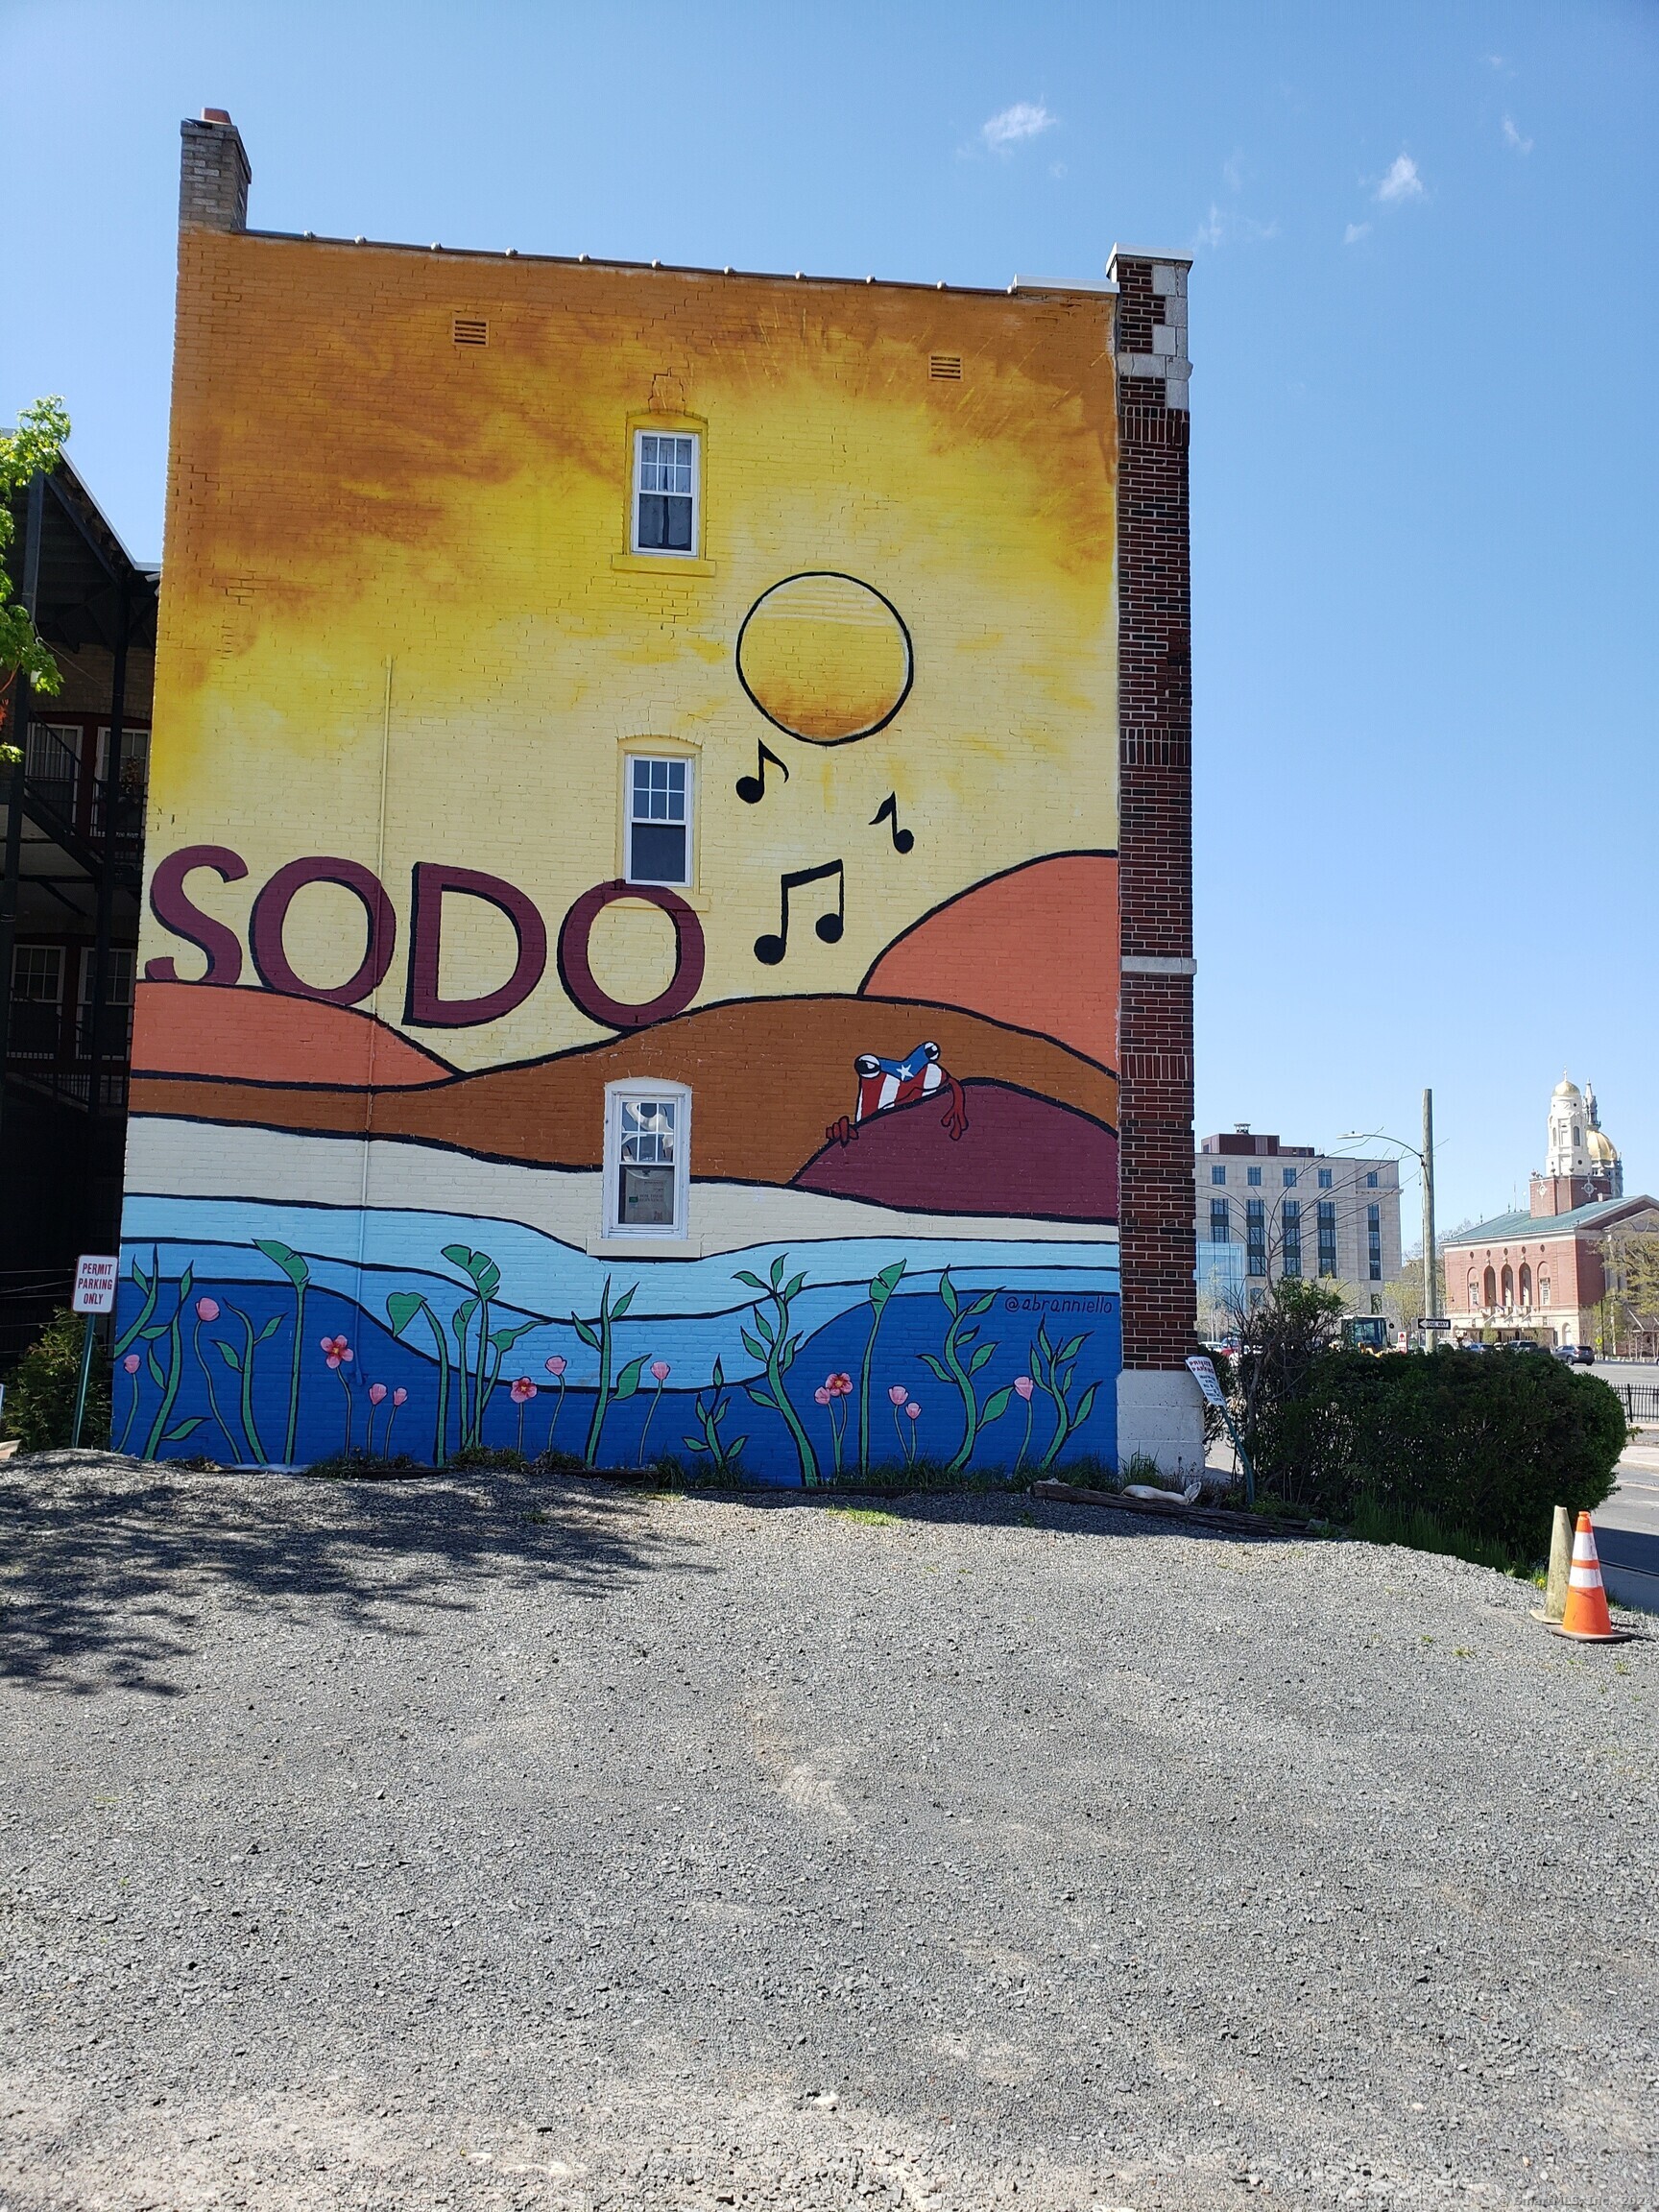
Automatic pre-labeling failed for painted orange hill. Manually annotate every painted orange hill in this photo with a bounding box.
[132,982,454,1087]
[860,852,1118,1072]
[130,988,1117,1189]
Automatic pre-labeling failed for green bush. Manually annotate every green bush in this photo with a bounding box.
[1252,1347,1623,1557]
[1,1309,110,1452]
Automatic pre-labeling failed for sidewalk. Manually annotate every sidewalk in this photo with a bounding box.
[1598,1431,1659,1614]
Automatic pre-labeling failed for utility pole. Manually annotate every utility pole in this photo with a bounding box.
[1422,1087,1439,1336]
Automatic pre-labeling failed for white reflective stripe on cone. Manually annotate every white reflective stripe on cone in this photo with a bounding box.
[1572,1532,1599,1561]
[1569,1565,1604,1588]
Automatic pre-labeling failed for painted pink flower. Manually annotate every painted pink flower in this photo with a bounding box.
[1013,1375,1035,1401]
[195,1296,220,1323]
[544,1355,567,1378]
[830,1372,853,1396]
[905,1402,920,1422]
[321,1334,352,1370]
[368,1382,388,1406]
[888,1383,908,1405]
[122,1352,140,1375]
[650,1360,671,1383]
[510,1376,538,1404]
[814,1386,831,1407]
[392,1387,407,1407]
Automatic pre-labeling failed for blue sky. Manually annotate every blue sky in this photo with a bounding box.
[6,0,1656,1233]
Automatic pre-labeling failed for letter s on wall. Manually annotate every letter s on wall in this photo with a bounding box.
[144,846,249,985]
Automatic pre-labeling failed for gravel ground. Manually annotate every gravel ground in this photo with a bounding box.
[2,1453,1655,2212]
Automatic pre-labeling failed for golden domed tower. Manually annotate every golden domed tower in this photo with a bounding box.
[1534,1073,1623,1214]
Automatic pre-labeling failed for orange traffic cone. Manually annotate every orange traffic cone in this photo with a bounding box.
[1554,1513,1630,1643]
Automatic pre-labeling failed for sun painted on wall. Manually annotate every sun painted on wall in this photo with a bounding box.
[122,235,1121,1475]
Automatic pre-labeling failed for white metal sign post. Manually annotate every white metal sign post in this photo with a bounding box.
[1186,1354,1255,1509]
[70,1255,119,1449]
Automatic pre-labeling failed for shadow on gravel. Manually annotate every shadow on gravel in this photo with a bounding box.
[0,1458,698,1697]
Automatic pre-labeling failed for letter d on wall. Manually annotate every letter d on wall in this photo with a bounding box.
[404,863,548,1028]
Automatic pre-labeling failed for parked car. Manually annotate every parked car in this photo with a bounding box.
[1553,1343,1596,1365]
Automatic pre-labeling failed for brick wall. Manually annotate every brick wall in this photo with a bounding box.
[1112,252,1196,1371]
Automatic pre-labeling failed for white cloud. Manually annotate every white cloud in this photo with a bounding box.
[981,102,1054,152]
[1503,114,1533,154]
[1344,221,1372,246]
[1376,152,1426,204]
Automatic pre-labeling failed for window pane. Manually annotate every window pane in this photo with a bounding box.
[629,821,687,884]
[618,1165,676,1227]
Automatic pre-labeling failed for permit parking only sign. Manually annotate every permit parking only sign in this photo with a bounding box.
[72,1255,119,1314]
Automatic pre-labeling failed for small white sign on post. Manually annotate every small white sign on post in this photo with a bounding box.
[72,1254,119,1315]
[1186,1354,1227,1408]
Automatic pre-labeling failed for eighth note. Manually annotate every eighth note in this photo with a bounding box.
[754,860,846,966]
[871,793,914,854]
[736,740,790,805]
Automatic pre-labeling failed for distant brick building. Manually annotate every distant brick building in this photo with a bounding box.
[1443,1075,1652,1350]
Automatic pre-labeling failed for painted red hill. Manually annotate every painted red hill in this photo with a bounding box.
[792,1081,1118,1222]
[860,853,1119,1073]
[131,982,455,1088]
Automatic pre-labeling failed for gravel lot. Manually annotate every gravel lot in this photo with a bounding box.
[2,1454,1655,2212]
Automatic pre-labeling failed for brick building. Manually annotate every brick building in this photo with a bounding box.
[0,464,156,1363]
[1443,1074,1653,1350]
[114,112,1201,1476]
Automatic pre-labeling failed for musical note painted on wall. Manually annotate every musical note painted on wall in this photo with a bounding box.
[736,740,790,805]
[870,793,914,854]
[754,860,846,966]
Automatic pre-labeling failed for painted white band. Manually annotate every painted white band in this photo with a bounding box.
[1569,1566,1603,1589]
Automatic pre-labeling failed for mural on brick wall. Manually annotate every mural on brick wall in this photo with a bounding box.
[122,245,1120,1475]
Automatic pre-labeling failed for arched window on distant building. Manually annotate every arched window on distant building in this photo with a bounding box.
[1519,1262,1532,1308]
[1540,1272,1551,1307]
[1501,1264,1514,1308]
[1468,1275,1480,1311]
[1483,1264,1498,1308]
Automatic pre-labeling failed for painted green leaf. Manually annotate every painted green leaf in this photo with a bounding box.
[255,1314,284,1342]
[1036,1317,1054,1357]
[254,1238,311,1288]
[727,1434,749,1458]
[743,1385,773,1409]
[739,1328,767,1361]
[968,1342,995,1374]
[919,1352,951,1383]
[162,1417,204,1443]
[753,1306,776,1344]
[783,1271,805,1303]
[685,1433,709,1455]
[441,1242,476,1272]
[780,1334,800,1370]
[571,1315,601,1350]
[939,1270,959,1317]
[216,1341,243,1373]
[179,1263,195,1303]
[450,1297,477,1352]
[613,1356,647,1401]
[1073,1382,1099,1429]
[871,1259,906,1308]
[611,1286,636,1321]
[131,1253,151,1292]
[1057,1334,1087,1364]
[490,1320,536,1354]
[386,1291,424,1339]
[145,1345,165,1387]
[968,1291,996,1318]
[733,1269,767,1293]
[473,1260,502,1302]
[980,1384,1013,1426]
[769,1254,785,1288]
[710,1356,725,1389]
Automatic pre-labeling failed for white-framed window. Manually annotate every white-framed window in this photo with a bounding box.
[632,431,700,556]
[625,755,692,886]
[604,1082,690,1238]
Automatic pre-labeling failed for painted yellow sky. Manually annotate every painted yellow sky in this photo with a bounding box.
[145,234,1118,1069]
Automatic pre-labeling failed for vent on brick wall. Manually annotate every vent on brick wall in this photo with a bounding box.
[928,353,963,380]
[452,317,489,347]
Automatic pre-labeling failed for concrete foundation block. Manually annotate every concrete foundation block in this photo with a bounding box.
[1117,1367,1206,1479]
